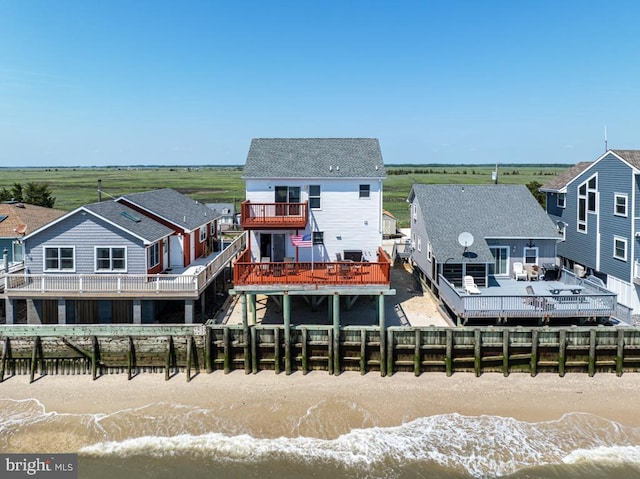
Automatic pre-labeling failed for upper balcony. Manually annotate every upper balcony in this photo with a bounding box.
[240,200,308,230]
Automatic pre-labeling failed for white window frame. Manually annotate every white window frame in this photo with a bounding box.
[577,183,588,233]
[43,246,76,272]
[199,227,207,243]
[427,241,432,260]
[523,247,539,265]
[94,246,127,272]
[614,193,628,217]
[613,236,627,261]
[148,242,160,269]
[359,184,370,199]
[417,236,422,252]
[12,241,24,263]
[557,221,566,242]
[309,185,321,209]
[557,193,566,208]
[210,222,216,235]
[412,203,417,222]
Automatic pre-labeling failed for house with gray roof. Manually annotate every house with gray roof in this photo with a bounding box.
[541,150,640,314]
[404,184,617,325]
[117,188,219,268]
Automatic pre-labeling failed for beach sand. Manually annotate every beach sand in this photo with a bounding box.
[2,371,640,446]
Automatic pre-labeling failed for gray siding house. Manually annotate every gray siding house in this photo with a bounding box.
[541,150,640,312]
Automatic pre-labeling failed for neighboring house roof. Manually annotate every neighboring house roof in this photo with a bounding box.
[118,188,217,232]
[205,203,235,217]
[83,201,174,244]
[409,184,559,263]
[383,210,396,218]
[243,138,386,179]
[540,162,592,192]
[0,202,65,238]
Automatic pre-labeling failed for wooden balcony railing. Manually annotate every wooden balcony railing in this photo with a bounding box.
[240,200,308,229]
[233,247,392,287]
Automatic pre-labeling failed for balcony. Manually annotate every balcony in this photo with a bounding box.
[2,233,247,299]
[240,200,308,230]
[233,247,392,290]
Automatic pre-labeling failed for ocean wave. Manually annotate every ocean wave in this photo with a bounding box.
[80,413,640,478]
[564,445,640,466]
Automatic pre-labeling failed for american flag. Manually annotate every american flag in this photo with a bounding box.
[291,233,312,247]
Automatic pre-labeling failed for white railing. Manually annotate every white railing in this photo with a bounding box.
[3,232,246,296]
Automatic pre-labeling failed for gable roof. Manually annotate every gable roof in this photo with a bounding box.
[540,162,592,192]
[243,138,386,179]
[83,201,174,243]
[611,149,640,168]
[0,202,65,238]
[409,184,559,263]
[118,188,217,232]
[205,203,235,216]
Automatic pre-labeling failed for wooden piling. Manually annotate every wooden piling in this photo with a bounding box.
[223,327,231,374]
[186,335,193,382]
[360,328,367,375]
[386,329,394,377]
[91,336,99,380]
[0,337,8,382]
[445,328,453,376]
[165,336,174,381]
[327,327,334,376]
[250,326,258,374]
[30,336,41,383]
[274,327,281,374]
[127,336,135,380]
[414,328,421,376]
[530,329,538,376]
[558,329,566,377]
[616,328,624,377]
[205,327,212,374]
[588,328,597,377]
[284,294,291,375]
[474,329,482,377]
[301,327,308,374]
[502,329,509,377]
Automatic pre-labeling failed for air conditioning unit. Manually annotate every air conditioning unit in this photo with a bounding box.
[573,264,586,277]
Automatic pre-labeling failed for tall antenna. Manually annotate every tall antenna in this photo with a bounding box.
[604,124,608,151]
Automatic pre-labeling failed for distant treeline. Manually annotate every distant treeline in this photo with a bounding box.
[387,168,562,176]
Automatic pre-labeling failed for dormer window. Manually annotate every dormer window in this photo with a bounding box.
[557,193,566,208]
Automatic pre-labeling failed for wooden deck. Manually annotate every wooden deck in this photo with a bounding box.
[240,200,308,229]
[233,247,392,290]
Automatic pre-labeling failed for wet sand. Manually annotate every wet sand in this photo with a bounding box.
[2,371,640,438]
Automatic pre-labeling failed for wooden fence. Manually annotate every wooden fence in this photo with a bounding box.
[2,324,640,382]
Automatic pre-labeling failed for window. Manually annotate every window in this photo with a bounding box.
[523,247,538,265]
[412,203,417,222]
[95,247,126,272]
[417,236,422,252]
[577,184,587,233]
[210,222,216,235]
[12,241,24,263]
[489,246,509,276]
[614,236,627,261]
[614,193,628,217]
[427,241,432,260]
[148,242,160,269]
[44,247,75,271]
[199,227,207,243]
[359,184,370,198]
[557,193,566,208]
[557,221,566,242]
[587,176,597,212]
[309,185,321,209]
[312,231,324,245]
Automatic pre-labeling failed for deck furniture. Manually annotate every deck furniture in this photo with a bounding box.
[525,264,539,281]
[463,275,481,294]
[513,262,528,281]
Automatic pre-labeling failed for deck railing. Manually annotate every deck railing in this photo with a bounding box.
[240,200,308,229]
[438,274,617,320]
[233,247,392,287]
[3,232,247,298]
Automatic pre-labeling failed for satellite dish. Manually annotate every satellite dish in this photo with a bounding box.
[458,232,474,248]
[15,224,27,235]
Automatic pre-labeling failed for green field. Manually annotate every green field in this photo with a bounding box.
[0,164,571,228]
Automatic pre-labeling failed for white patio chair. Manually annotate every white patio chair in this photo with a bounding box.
[513,262,528,281]
[463,275,481,294]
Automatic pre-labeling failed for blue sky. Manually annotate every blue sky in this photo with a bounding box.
[1,1,639,166]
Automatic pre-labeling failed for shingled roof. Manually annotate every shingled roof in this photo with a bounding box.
[118,188,217,232]
[611,149,640,168]
[0,202,65,238]
[540,162,593,192]
[409,184,559,263]
[243,138,386,179]
[83,201,174,243]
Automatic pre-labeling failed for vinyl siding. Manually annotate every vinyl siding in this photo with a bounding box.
[24,211,148,275]
[246,178,383,262]
[409,199,432,278]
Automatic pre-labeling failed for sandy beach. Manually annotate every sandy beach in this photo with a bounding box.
[3,371,640,442]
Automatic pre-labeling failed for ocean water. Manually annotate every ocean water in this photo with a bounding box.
[2,398,640,479]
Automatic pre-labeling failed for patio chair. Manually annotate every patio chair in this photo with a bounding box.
[525,264,539,281]
[513,262,528,281]
[463,275,481,294]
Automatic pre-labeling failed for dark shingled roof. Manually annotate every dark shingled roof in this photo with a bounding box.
[540,162,592,192]
[409,184,559,263]
[83,201,174,243]
[119,188,217,232]
[243,138,386,179]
